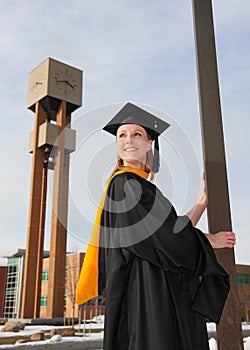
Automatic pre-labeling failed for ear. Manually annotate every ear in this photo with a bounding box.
[147,139,153,151]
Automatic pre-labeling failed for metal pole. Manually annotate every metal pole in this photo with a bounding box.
[192,1,243,349]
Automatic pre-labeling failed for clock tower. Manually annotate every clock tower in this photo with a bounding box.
[27,57,82,118]
[21,58,83,319]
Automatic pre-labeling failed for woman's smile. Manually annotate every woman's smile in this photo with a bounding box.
[124,146,139,152]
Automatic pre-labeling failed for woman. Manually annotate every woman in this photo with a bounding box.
[76,102,236,350]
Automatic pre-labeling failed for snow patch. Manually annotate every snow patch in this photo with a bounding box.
[209,337,218,350]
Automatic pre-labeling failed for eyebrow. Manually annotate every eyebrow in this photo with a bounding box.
[118,128,144,134]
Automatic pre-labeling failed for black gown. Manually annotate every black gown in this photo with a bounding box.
[98,171,230,350]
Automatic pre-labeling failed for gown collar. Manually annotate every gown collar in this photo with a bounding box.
[115,168,149,180]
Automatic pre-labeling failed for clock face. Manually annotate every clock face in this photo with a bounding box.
[53,68,79,97]
[49,62,82,106]
[27,58,83,110]
[27,68,47,109]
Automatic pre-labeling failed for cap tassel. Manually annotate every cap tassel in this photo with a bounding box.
[152,137,160,173]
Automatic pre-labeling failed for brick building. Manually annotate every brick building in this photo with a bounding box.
[0,249,49,319]
[0,250,104,320]
[0,249,249,321]
[39,252,95,319]
[0,264,7,318]
[236,264,250,322]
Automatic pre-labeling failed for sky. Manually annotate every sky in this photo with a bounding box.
[0,0,249,264]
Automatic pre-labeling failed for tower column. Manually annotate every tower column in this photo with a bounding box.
[47,101,70,318]
[34,161,48,318]
[21,102,47,318]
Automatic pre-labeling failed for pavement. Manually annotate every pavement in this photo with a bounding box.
[0,339,103,350]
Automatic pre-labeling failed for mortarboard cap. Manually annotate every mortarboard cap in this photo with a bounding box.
[103,102,170,173]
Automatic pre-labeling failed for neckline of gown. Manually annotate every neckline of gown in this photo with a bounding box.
[115,168,149,180]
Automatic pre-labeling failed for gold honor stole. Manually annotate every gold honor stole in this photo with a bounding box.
[76,169,149,305]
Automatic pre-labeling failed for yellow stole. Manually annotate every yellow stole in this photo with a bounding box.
[76,169,148,305]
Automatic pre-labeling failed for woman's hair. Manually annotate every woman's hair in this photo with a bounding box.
[109,132,155,181]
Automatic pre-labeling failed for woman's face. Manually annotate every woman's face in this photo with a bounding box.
[116,124,152,165]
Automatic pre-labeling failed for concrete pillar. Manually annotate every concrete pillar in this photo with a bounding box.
[21,102,47,318]
[34,164,48,317]
[47,101,70,317]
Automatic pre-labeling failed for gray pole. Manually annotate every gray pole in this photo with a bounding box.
[192,1,243,349]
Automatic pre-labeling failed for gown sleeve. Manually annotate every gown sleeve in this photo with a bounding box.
[100,172,230,323]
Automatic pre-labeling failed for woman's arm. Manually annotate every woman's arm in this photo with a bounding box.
[185,172,236,249]
[186,172,207,226]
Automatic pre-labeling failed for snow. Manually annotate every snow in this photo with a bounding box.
[49,334,63,342]
[244,337,250,350]
[0,320,250,348]
[0,331,104,349]
[209,338,218,350]
[0,318,104,348]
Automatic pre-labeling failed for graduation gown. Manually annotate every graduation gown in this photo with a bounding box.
[76,169,230,350]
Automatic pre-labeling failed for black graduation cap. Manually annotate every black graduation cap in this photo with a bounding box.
[103,102,170,173]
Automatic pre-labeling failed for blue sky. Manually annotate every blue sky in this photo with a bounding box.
[0,0,249,263]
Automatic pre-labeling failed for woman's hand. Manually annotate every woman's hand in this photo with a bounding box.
[205,231,236,249]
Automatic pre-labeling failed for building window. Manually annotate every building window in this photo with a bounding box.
[3,257,22,319]
[40,296,48,307]
[8,258,18,266]
[237,274,250,284]
[42,270,49,281]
